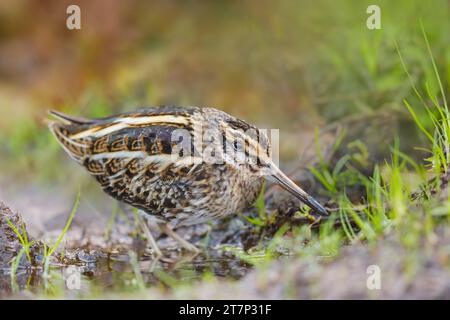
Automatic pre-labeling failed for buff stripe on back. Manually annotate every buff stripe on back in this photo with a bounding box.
[70,115,190,139]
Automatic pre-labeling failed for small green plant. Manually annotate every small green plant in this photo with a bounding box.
[340,195,377,243]
[5,218,34,262]
[6,220,35,293]
[241,181,267,227]
[364,165,389,234]
[309,129,370,197]
[10,246,27,293]
[128,251,146,291]
[43,189,80,283]
[254,180,267,221]
[397,21,450,175]
[104,202,119,240]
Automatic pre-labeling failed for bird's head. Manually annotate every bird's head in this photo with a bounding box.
[209,108,328,216]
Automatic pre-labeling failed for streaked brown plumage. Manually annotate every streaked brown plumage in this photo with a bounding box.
[48,106,327,254]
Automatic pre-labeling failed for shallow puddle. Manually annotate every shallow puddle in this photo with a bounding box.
[0,199,268,298]
[1,249,254,298]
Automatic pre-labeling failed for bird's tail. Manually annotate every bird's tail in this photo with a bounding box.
[46,110,92,163]
[48,110,93,125]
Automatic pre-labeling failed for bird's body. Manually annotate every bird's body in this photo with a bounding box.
[49,106,264,227]
[48,106,327,253]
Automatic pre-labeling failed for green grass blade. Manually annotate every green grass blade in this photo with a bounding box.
[420,20,448,113]
[46,189,80,258]
[403,99,434,142]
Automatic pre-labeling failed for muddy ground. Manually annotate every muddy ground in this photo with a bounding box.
[2,198,450,299]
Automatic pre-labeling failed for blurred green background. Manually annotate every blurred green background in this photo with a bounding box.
[0,0,449,187]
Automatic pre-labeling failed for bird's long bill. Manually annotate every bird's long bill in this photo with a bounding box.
[269,164,328,216]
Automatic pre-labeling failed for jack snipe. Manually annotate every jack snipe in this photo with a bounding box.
[48,106,327,255]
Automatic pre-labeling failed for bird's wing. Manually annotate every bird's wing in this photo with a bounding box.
[48,107,196,163]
